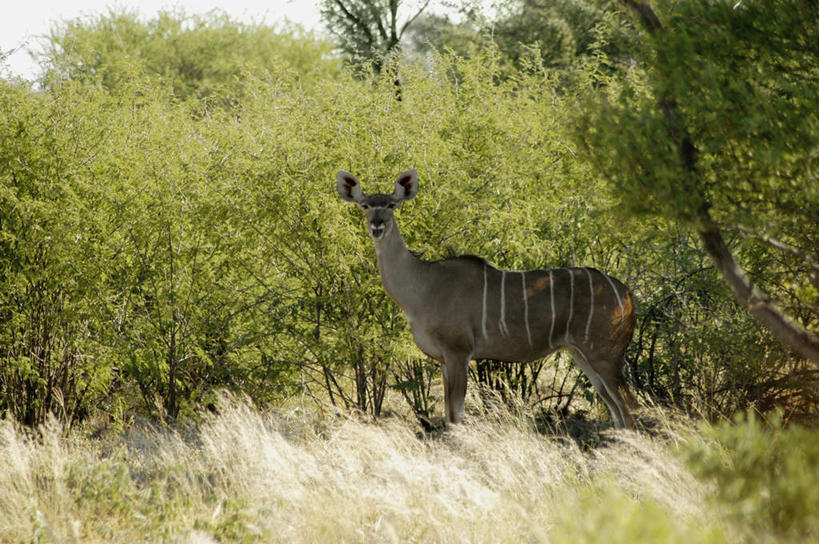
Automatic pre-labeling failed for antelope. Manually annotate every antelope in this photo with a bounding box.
[337,169,637,429]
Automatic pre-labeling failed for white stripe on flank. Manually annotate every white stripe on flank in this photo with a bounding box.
[521,271,533,349]
[584,267,594,343]
[482,264,488,338]
[548,270,555,349]
[499,271,510,336]
[604,273,623,309]
[565,269,574,342]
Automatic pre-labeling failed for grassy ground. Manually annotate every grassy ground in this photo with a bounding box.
[0,396,815,543]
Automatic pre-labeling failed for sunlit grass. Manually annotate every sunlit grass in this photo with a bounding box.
[1,396,813,543]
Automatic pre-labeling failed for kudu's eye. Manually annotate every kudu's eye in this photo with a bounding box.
[387,203,395,209]
[361,204,370,210]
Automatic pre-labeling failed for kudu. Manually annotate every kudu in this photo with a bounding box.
[337,169,637,429]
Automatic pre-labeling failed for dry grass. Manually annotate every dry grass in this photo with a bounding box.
[0,396,729,543]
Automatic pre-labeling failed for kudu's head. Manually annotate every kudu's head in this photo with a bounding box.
[336,169,418,240]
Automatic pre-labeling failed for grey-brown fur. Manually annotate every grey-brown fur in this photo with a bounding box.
[338,169,637,429]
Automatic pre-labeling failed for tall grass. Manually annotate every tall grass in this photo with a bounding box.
[1,396,812,543]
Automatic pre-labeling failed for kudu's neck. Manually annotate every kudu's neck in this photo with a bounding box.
[373,216,426,314]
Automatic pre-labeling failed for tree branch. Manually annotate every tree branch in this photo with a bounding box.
[362,0,390,42]
[333,0,376,46]
[619,0,665,34]
[698,210,819,363]
[389,0,399,43]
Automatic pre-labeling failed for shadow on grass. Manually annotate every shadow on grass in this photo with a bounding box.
[414,404,678,452]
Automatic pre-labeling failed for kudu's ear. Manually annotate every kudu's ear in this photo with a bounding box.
[337,170,363,203]
[393,169,419,202]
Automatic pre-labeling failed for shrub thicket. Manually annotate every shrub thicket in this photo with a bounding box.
[1,6,815,428]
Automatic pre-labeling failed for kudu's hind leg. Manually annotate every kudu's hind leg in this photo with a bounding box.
[592,361,634,429]
[441,352,469,425]
[571,350,633,429]
[595,362,634,429]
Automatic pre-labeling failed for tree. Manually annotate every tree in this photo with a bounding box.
[41,9,340,99]
[406,0,634,75]
[574,0,819,363]
[320,0,431,72]
[491,0,622,69]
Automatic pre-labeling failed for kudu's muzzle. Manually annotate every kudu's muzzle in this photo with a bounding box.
[369,219,386,239]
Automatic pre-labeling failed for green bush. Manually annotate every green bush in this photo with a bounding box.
[683,413,819,539]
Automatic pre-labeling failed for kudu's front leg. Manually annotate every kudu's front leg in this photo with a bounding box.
[441,352,469,426]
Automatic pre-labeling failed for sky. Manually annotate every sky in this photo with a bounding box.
[1,0,324,80]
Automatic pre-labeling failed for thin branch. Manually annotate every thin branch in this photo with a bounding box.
[399,0,431,38]
[730,223,819,281]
